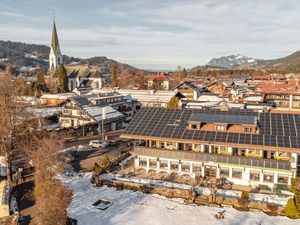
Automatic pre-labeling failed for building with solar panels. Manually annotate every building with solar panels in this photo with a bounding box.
[121,108,300,192]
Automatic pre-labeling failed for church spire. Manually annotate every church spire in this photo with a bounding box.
[51,17,61,55]
[49,16,63,72]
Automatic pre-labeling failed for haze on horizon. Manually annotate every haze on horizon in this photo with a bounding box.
[1,0,300,70]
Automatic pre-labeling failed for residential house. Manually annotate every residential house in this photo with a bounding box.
[148,73,171,90]
[59,96,124,134]
[172,81,208,100]
[116,89,184,108]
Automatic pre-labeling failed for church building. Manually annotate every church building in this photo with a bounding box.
[48,19,104,92]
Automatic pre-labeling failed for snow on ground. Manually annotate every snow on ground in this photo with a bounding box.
[62,173,299,225]
[100,174,290,206]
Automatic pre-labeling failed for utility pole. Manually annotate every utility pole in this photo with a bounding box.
[102,107,106,141]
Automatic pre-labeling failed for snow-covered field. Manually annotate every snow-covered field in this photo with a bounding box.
[62,173,299,225]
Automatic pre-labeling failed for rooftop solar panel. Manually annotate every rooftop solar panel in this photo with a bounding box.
[123,108,300,149]
[189,113,257,125]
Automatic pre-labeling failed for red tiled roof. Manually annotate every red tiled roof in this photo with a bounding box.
[149,73,170,81]
[256,80,300,95]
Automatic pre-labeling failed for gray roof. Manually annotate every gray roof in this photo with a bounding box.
[71,96,90,106]
[188,113,256,125]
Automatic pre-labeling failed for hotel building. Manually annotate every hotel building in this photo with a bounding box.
[121,108,300,191]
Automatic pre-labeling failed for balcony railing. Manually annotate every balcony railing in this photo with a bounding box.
[134,146,291,171]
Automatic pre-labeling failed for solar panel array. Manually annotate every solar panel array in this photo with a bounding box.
[189,113,256,125]
[123,108,300,149]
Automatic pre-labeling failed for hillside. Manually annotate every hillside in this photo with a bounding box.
[207,54,257,68]
[190,51,300,72]
[0,40,147,74]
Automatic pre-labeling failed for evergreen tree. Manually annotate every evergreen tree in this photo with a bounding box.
[182,68,188,78]
[111,66,117,87]
[101,154,110,171]
[36,67,45,86]
[167,96,179,109]
[57,65,69,93]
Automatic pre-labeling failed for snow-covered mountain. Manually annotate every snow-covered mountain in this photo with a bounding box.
[207,54,257,68]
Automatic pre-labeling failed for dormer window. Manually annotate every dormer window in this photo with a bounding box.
[244,127,253,133]
[191,124,197,129]
[217,125,226,131]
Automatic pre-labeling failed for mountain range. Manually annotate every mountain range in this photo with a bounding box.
[204,52,300,71]
[0,40,145,74]
[1,40,300,73]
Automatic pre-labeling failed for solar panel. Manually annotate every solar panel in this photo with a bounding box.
[189,113,256,125]
[123,108,300,150]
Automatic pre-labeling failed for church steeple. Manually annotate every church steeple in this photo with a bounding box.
[51,19,61,55]
[49,17,63,72]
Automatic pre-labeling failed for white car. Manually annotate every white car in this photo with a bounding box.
[89,140,102,148]
[89,140,110,148]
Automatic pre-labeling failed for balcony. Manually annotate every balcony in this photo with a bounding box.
[133,146,291,171]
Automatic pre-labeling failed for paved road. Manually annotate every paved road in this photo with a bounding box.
[71,139,132,172]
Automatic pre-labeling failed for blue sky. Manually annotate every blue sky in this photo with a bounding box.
[1,0,300,70]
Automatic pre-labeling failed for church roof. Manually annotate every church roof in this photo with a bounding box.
[51,20,61,54]
[65,65,90,79]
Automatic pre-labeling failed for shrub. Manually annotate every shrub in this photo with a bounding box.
[101,155,110,171]
[241,191,249,199]
[93,162,101,175]
[285,198,299,219]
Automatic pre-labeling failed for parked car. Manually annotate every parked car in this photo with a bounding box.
[89,140,113,148]
[89,140,102,148]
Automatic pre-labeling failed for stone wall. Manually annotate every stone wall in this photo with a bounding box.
[92,176,285,216]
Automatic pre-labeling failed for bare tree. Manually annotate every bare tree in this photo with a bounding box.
[31,135,71,225]
[118,69,130,88]
[0,73,31,183]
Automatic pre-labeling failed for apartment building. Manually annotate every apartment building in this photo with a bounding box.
[122,108,300,191]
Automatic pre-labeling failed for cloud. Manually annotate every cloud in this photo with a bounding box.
[1,0,300,69]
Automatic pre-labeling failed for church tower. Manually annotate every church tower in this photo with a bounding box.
[49,18,63,72]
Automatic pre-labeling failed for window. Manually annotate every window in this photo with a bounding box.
[193,164,202,173]
[240,149,246,156]
[250,170,260,181]
[278,174,288,184]
[244,127,253,133]
[204,145,210,153]
[149,159,157,168]
[160,160,168,169]
[191,124,197,129]
[160,142,165,148]
[139,158,147,167]
[263,173,274,183]
[217,125,225,131]
[232,169,242,179]
[220,167,230,177]
[165,142,174,149]
[170,161,178,170]
[181,163,190,172]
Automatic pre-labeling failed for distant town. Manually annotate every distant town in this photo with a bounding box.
[0,12,300,225]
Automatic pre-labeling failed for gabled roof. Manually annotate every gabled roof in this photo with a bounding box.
[173,81,207,94]
[85,70,103,79]
[82,105,124,123]
[66,65,90,79]
[51,20,61,54]
[69,96,90,106]
[149,73,170,81]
